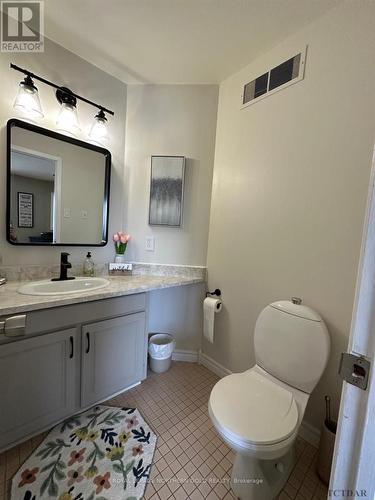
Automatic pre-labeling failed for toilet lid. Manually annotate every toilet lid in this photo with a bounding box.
[209,370,299,446]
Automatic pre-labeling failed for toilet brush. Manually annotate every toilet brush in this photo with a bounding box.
[317,395,337,484]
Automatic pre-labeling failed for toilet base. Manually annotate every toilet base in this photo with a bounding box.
[230,445,295,500]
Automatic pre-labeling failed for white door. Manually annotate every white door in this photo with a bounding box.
[0,328,79,451]
[330,152,375,496]
[81,313,146,407]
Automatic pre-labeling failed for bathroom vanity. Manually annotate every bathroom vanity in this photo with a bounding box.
[0,115,206,452]
[0,274,203,451]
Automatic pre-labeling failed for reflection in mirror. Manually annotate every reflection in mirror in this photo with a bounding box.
[7,120,111,246]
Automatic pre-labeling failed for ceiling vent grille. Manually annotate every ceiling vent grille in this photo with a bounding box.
[241,46,306,108]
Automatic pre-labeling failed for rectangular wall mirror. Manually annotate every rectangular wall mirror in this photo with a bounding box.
[6,119,111,246]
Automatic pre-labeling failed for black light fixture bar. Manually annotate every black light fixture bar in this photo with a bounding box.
[10,63,115,116]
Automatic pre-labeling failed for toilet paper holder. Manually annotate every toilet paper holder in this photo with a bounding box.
[206,288,221,298]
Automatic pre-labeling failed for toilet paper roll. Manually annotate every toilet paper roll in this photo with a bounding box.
[203,297,222,343]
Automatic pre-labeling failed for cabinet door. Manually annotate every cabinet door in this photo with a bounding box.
[81,313,146,407]
[0,328,79,450]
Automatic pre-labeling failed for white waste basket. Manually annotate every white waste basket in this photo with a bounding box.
[148,333,175,373]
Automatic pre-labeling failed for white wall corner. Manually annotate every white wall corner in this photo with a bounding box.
[298,420,321,449]
[198,351,321,448]
[172,349,199,363]
[198,351,232,378]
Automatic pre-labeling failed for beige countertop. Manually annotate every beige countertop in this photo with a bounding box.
[0,275,204,316]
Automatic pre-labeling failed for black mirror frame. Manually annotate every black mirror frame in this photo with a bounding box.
[6,118,111,247]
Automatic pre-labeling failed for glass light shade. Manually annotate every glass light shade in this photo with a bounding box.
[13,81,44,119]
[56,102,81,136]
[89,114,109,146]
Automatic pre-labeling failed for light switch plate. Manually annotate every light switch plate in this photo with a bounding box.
[63,208,71,218]
[146,236,155,252]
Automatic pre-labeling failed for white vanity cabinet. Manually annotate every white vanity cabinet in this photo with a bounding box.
[81,312,146,407]
[0,293,148,451]
[0,328,80,450]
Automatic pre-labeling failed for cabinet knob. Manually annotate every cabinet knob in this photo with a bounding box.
[4,315,26,337]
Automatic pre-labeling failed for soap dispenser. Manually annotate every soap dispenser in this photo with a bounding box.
[83,252,95,277]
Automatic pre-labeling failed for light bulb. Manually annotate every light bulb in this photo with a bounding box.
[56,102,81,136]
[13,76,44,119]
[89,109,109,146]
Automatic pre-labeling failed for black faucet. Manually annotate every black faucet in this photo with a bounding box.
[52,252,75,281]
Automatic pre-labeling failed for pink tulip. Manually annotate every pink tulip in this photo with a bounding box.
[113,230,131,248]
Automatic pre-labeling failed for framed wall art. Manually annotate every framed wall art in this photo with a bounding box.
[149,155,185,227]
[17,191,34,228]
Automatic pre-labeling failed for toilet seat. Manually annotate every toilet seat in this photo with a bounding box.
[209,369,299,448]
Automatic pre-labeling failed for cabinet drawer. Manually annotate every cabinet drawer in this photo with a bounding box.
[26,293,146,335]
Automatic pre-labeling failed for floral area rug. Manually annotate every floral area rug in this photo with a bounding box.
[11,405,157,500]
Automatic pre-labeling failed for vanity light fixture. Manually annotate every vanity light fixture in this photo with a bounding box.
[10,63,114,141]
[56,87,81,136]
[88,109,109,146]
[13,74,44,120]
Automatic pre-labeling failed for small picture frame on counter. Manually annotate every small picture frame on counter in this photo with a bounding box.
[108,262,133,276]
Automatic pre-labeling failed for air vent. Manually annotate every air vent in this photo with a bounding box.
[241,46,306,108]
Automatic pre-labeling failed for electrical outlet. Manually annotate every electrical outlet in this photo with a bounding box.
[146,236,155,252]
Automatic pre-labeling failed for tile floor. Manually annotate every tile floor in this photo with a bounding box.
[0,362,328,499]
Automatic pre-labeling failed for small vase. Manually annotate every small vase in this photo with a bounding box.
[115,254,125,263]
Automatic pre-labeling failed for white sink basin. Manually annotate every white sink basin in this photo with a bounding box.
[18,277,110,296]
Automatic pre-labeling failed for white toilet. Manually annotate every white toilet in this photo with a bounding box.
[208,298,330,499]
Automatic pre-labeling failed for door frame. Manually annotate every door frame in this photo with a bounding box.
[330,146,375,496]
[11,145,63,243]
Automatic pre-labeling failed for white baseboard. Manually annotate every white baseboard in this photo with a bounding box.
[198,351,321,448]
[298,420,321,448]
[199,351,232,378]
[172,349,199,363]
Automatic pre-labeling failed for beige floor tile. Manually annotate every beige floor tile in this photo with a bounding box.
[1,362,329,500]
[158,483,173,499]
[173,486,189,500]
[198,480,213,497]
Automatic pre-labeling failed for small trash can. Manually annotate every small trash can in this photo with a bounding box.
[148,333,175,373]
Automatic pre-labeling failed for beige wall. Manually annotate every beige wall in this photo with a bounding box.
[124,84,218,265]
[0,37,127,265]
[205,2,375,429]
[123,84,218,351]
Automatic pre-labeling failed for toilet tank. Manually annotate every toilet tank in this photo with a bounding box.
[254,300,330,393]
